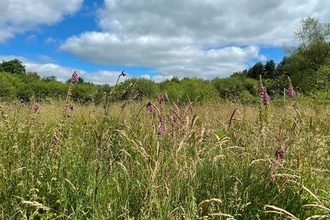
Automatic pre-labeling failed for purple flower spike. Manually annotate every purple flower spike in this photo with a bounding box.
[157,95,164,104]
[275,148,285,163]
[287,77,295,99]
[34,103,40,113]
[262,90,270,105]
[54,135,59,142]
[146,101,154,112]
[72,71,79,83]
[158,117,165,135]
[164,93,169,101]
[258,76,270,106]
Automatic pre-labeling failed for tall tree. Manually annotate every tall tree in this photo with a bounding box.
[0,59,26,75]
[286,17,330,92]
[264,60,276,78]
[247,62,264,79]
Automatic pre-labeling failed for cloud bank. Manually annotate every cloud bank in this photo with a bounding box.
[1,0,330,83]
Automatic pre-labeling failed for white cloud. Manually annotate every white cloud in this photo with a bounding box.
[45,37,56,44]
[2,0,330,82]
[59,32,264,78]
[59,0,330,79]
[0,0,83,43]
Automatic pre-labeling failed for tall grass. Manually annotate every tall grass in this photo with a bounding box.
[1,87,330,219]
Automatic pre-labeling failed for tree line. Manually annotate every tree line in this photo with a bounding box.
[1,17,330,104]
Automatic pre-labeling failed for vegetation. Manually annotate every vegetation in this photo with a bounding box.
[1,17,330,219]
[1,72,330,219]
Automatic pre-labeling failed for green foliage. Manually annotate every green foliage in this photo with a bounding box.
[264,60,276,78]
[160,77,218,102]
[71,83,97,103]
[118,78,160,100]
[0,59,26,75]
[159,78,184,101]
[286,17,330,93]
[17,83,34,102]
[180,78,219,102]
[212,76,258,103]
[247,62,264,79]
[0,72,19,100]
[276,56,289,76]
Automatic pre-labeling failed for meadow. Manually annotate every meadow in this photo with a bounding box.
[1,84,330,219]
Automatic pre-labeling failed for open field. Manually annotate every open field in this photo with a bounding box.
[1,98,330,219]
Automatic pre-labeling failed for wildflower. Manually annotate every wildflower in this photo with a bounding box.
[262,90,270,105]
[157,95,164,104]
[275,148,285,163]
[54,135,59,142]
[34,103,40,113]
[287,77,295,99]
[72,71,79,83]
[158,117,165,135]
[258,76,270,105]
[70,104,74,111]
[146,101,154,112]
[158,126,164,135]
[164,93,169,101]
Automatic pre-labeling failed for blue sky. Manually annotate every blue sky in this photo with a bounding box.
[1,0,329,85]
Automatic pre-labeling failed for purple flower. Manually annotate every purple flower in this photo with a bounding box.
[275,148,285,163]
[158,117,165,135]
[257,81,265,97]
[258,77,270,105]
[70,104,74,111]
[54,135,59,142]
[262,90,270,105]
[146,101,154,112]
[34,103,40,113]
[164,93,169,101]
[287,77,295,99]
[72,71,79,83]
[157,95,164,104]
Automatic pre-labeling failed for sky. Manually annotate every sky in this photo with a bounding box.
[0,0,329,85]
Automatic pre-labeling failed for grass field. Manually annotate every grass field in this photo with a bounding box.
[1,94,330,219]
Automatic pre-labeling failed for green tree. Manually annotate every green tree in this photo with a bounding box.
[159,79,184,101]
[0,72,19,100]
[286,17,330,92]
[230,69,248,78]
[275,56,289,76]
[0,59,26,75]
[116,78,160,101]
[247,62,264,79]
[180,78,218,102]
[17,83,34,102]
[264,60,276,78]
[212,77,257,103]
[42,75,57,82]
